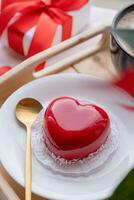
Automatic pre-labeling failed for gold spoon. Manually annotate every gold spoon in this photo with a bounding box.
[16,98,43,200]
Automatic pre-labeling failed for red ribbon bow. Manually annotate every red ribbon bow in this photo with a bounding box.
[0,0,88,58]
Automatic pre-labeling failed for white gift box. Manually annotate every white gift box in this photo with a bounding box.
[1,1,90,67]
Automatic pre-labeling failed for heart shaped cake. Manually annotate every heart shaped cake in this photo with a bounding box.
[43,97,110,160]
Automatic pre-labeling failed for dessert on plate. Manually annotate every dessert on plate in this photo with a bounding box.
[43,97,110,160]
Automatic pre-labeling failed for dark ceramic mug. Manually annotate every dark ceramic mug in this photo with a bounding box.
[110,4,134,73]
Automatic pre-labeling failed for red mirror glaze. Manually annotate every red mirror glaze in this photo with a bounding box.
[43,97,110,160]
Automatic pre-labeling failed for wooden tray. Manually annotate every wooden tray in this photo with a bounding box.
[0,24,118,103]
[0,24,118,200]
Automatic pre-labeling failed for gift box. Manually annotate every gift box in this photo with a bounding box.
[0,0,90,69]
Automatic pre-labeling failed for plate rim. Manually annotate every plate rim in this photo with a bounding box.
[0,74,134,200]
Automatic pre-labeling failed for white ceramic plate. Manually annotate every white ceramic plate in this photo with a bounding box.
[0,74,134,200]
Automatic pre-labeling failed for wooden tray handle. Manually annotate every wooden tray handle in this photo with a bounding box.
[0,24,108,102]
[34,31,109,78]
[0,173,20,200]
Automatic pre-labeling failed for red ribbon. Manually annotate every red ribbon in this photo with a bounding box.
[0,0,89,58]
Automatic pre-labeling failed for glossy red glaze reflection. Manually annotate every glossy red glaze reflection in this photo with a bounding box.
[43,97,110,160]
